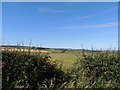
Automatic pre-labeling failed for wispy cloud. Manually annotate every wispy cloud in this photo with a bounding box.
[104,6,118,13]
[64,22,117,29]
[99,17,117,22]
[77,15,93,19]
[66,6,117,22]
[66,15,93,22]
[38,7,67,13]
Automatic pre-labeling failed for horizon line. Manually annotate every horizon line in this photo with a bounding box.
[1,44,118,50]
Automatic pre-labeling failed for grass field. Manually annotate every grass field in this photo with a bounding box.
[50,51,82,69]
[1,46,120,89]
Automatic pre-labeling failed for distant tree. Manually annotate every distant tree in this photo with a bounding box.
[61,50,66,53]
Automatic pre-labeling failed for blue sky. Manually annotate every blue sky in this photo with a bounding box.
[0,2,2,42]
[2,2,118,49]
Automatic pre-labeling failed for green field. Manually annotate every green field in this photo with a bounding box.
[49,51,82,70]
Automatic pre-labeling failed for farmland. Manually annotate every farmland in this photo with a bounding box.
[1,46,120,89]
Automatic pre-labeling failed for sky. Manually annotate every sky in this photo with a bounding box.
[2,0,120,2]
[2,2,118,49]
[0,2,2,43]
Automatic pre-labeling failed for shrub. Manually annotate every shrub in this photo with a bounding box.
[69,51,120,88]
[2,51,69,89]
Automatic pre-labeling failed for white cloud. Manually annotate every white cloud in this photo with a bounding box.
[65,22,118,29]
[66,15,93,22]
[77,15,93,19]
[104,6,118,13]
[38,7,67,13]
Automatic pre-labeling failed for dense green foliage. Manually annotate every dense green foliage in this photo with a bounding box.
[2,51,69,89]
[67,51,120,88]
[2,48,120,89]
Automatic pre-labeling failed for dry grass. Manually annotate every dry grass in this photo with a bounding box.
[1,47,49,53]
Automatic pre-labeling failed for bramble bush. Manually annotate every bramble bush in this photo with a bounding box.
[68,51,120,88]
[2,51,69,89]
[2,47,120,89]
